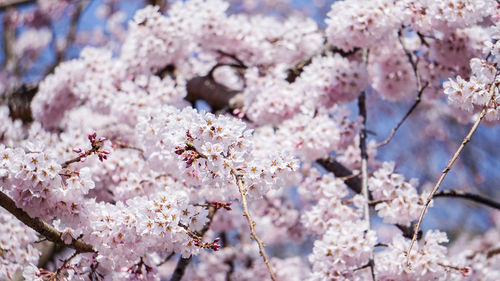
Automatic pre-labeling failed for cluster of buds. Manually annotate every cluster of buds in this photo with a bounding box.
[72,132,110,163]
[174,142,207,168]
[193,237,221,251]
[210,201,232,211]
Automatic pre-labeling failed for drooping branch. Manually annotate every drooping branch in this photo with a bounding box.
[0,191,94,253]
[433,190,500,210]
[376,28,429,148]
[407,86,498,264]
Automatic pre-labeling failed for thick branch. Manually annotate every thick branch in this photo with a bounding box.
[0,83,37,123]
[186,76,241,111]
[316,157,362,193]
[169,256,192,281]
[2,9,16,72]
[434,190,500,210]
[0,191,94,253]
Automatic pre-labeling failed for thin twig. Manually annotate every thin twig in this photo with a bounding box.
[0,191,94,253]
[169,205,217,281]
[231,169,277,281]
[406,86,498,266]
[433,190,500,210]
[46,0,91,74]
[377,28,429,148]
[113,141,144,153]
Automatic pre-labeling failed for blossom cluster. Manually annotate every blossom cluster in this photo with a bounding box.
[326,0,402,51]
[376,230,452,280]
[0,209,40,280]
[443,58,499,120]
[2,0,500,279]
[369,162,425,225]
[137,106,297,199]
[308,220,377,281]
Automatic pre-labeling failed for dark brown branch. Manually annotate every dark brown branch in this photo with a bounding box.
[0,191,94,253]
[285,44,360,83]
[487,247,500,258]
[376,29,429,148]
[169,256,192,281]
[207,62,247,81]
[316,157,362,193]
[316,157,418,239]
[215,50,247,68]
[186,51,247,112]
[433,190,500,210]
[146,0,167,10]
[186,76,241,111]
[0,83,38,123]
[2,9,16,72]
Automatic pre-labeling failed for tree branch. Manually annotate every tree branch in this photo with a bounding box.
[169,256,192,281]
[376,28,428,148]
[0,83,38,123]
[434,190,500,210]
[2,8,16,72]
[46,0,91,74]
[407,86,498,265]
[0,190,94,253]
[317,157,419,239]
[186,76,241,111]
[358,45,376,280]
[231,169,277,281]
[285,43,359,83]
